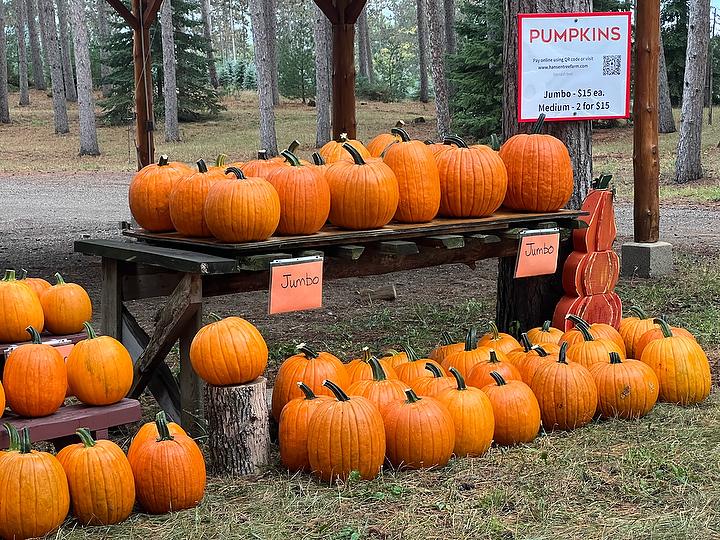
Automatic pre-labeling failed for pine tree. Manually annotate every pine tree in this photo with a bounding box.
[277,2,315,102]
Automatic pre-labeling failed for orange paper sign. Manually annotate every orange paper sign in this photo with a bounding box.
[269,256,324,314]
[514,229,561,278]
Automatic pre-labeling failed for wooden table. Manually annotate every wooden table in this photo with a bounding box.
[74,209,586,437]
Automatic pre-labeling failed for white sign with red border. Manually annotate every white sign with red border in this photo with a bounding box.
[518,12,631,122]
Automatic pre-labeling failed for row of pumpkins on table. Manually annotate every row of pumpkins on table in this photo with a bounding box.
[129,116,574,242]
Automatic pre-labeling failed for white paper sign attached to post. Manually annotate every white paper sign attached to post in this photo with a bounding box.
[518,12,631,122]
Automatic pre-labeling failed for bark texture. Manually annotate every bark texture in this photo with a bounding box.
[658,32,675,133]
[675,0,711,183]
[312,2,332,147]
[444,0,456,55]
[97,0,111,98]
[357,5,369,78]
[200,0,218,88]
[426,0,451,139]
[56,0,77,102]
[161,0,179,142]
[69,0,99,155]
[205,378,270,477]
[417,0,429,103]
[249,0,278,156]
[26,0,45,90]
[16,0,30,105]
[38,0,68,132]
[0,0,9,123]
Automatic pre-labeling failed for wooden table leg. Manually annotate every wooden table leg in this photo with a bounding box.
[180,301,204,439]
[101,258,122,339]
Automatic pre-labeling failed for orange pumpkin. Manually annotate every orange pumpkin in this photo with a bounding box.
[127,418,186,464]
[466,349,522,389]
[0,269,44,342]
[428,331,465,364]
[477,321,522,355]
[39,272,92,335]
[319,132,371,163]
[16,269,52,298]
[169,159,229,237]
[561,314,627,356]
[345,347,398,384]
[410,363,457,397]
[589,352,659,419]
[527,320,564,346]
[619,306,659,359]
[565,320,625,369]
[441,328,500,380]
[366,120,405,157]
[515,344,559,386]
[346,357,407,416]
[634,322,695,360]
[481,371,541,446]
[240,150,286,178]
[394,345,445,385]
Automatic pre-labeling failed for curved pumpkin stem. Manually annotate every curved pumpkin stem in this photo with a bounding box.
[76,428,97,448]
[196,159,209,173]
[379,140,399,158]
[423,139,436,145]
[54,272,66,285]
[311,152,326,166]
[287,140,301,154]
[155,411,174,442]
[296,343,319,359]
[281,150,303,167]
[214,154,227,168]
[297,381,319,400]
[532,345,550,357]
[25,326,43,344]
[629,305,650,320]
[531,113,546,134]
[464,327,478,352]
[405,344,421,362]
[19,427,32,454]
[404,388,422,403]
[369,357,388,382]
[440,331,455,346]
[158,154,170,167]
[83,321,99,340]
[449,367,468,391]
[359,347,372,363]
[323,379,350,402]
[4,423,20,452]
[489,321,501,341]
[390,127,412,142]
[17,269,27,280]
[394,120,405,128]
[425,362,444,378]
[577,323,595,342]
[653,318,675,338]
[566,313,591,331]
[225,166,247,179]
[2,270,15,282]
[487,350,501,364]
[442,135,469,148]
[489,370,507,386]
[557,342,569,364]
[608,352,623,365]
[519,332,532,352]
[208,312,223,323]
[342,142,366,165]
[541,320,552,332]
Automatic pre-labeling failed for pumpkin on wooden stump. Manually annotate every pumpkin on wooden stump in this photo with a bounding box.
[319,133,371,163]
[640,319,711,406]
[560,314,626,356]
[39,272,92,335]
[271,343,350,422]
[589,352,659,419]
[129,411,206,514]
[307,380,386,482]
[279,382,332,472]
[0,269,44,342]
[498,113,573,212]
[0,426,70,540]
[366,121,405,157]
[477,321,522,356]
[324,143,400,230]
[239,150,285,178]
[57,428,135,526]
[127,417,187,464]
[411,363,457,397]
[189,312,268,386]
[128,154,192,232]
[169,159,229,237]
[67,322,133,406]
[634,320,695,361]
[394,344,445,385]
[346,347,398,384]
[530,342,598,431]
[526,320,564,346]
[565,320,625,369]
[16,269,51,299]
[383,388,455,468]
[429,331,465,364]
[204,167,281,243]
[347,357,407,415]
[466,349,521,389]
[481,371,541,446]
[3,326,67,417]
[619,306,659,359]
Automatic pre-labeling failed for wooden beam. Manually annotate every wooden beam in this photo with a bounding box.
[313,0,339,24]
[105,0,138,30]
[133,0,154,169]
[142,0,163,30]
[101,258,122,339]
[344,0,368,25]
[332,22,357,139]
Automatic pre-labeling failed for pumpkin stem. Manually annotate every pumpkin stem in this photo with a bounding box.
[489,370,507,386]
[360,347,372,363]
[342,142,366,165]
[608,352,623,365]
[577,322,595,342]
[225,166,247,179]
[394,120,405,128]
[296,343,319,359]
[557,342,569,364]
[281,150,303,167]
[4,423,20,452]
[25,326,43,344]
[54,272,66,285]
[566,313,590,331]
[380,139,399,158]
[531,113,546,134]
[541,320,552,332]
[2,269,15,282]
[405,344,421,362]
[519,332,532,352]
[258,150,269,160]
[489,321,501,341]
[19,427,32,454]
[338,133,348,143]
[390,127,411,142]
[653,318,674,338]
[155,411,174,442]
[532,345,549,357]
[209,312,223,323]
[369,357,388,382]
[83,321,98,340]
[629,305,650,320]
[488,349,501,364]
[287,140,301,154]
[464,327,478,351]
[440,331,455,346]
[76,428,97,448]
[423,139,436,145]
[158,154,170,167]
[197,159,209,173]
[322,379,350,402]
[311,152,326,166]
[449,367,468,391]
[490,133,501,151]
[17,269,27,280]
[297,382,319,400]
[404,388,423,403]
[442,135,469,148]
[425,362,444,378]
[214,154,227,168]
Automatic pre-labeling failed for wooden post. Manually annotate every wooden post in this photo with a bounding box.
[132,0,154,170]
[101,258,122,340]
[632,0,660,243]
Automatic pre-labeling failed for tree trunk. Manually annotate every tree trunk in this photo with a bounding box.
[249,0,278,156]
[0,0,10,123]
[313,2,331,147]
[97,0,111,98]
[417,0,429,103]
[266,0,279,106]
[38,0,68,132]
[675,0,711,183]
[426,0,451,139]
[69,0,98,155]
[658,32,676,133]
[16,0,30,105]
[357,5,369,78]
[161,0,179,142]
[502,0,530,141]
[55,0,77,102]
[26,0,45,90]
[444,0,456,55]
[200,0,218,88]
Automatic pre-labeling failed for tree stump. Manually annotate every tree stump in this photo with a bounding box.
[205,377,270,477]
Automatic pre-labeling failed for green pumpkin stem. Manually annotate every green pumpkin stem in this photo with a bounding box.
[489,321,501,341]
[440,331,455,346]
[425,362,444,378]
[490,133,501,151]
[214,154,227,168]
[19,427,32,454]
[4,423,20,452]
[520,332,532,352]
[532,345,549,357]
[532,113,546,134]
[342,142,366,165]
[404,388,423,403]
[489,370,507,386]
[379,140,399,158]
[577,323,595,342]
[464,327,478,351]
[323,379,350,401]
[566,313,591,331]
[405,344,421,362]
[488,350,501,364]
[25,326,43,344]
[390,127,411,142]
[449,367,468,391]
[311,152,326,166]
[369,357,388,382]
[258,150,269,160]
[54,272,66,285]
[608,352,623,365]
[442,135,469,148]
[287,140,301,154]
[209,312,223,323]
[653,318,674,338]
[155,411,174,441]
[541,320,552,332]
[196,159,209,173]
[281,150,303,167]
[296,343,319,359]
[17,269,27,280]
[83,321,98,339]
[158,154,170,167]
[297,382,319,400]
[2,270,15,282]
[225,166,247,179]
[557,342,569,364]
[76,428,97,448]
[629,305,650,320]
[423,139,436,145]
[360,347,372,363]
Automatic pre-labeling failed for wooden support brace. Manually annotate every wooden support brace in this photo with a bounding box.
[101,258,122,340]
[378,240,420,256]
[417,235,465,249]
[237,253,292,272]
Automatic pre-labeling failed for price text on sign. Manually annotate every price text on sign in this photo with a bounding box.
[269,256,323,315]
[518,12,631,122]
[514,229,561,278]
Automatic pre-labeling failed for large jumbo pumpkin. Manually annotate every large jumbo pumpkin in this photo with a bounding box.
[169,159,229,237]
[0,269,44,342]
[499,114,574,212]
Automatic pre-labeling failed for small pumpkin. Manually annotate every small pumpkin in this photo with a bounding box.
[515,344,558,386]
[428,331,465,364]
[394,344,445,385]
[366,120,405,157]
[240,150,285,178]
[634,320,695,360]
[526,320,564,346]
[16,269,51,298]
[466,349,522,389]
[345,347,398,384]
[319,132,371,163]
[565,320,625,369]
[441,327,499,380]
[481,371,541,446]
[619,305,659,359]
[410,363,457,397]
[0,269,44,342]
[39,272,92,335]
[169,159,229,237]
[127,417,186,464]
[560,314,627,356]
[477,321,522,355]
[589,352,659,419]
[346,356,407,416]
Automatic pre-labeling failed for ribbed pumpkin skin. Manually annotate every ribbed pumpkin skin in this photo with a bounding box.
[319,137,371,163]
[4,335,67,417]
[189,315,268,386]
[265,164,331,235]
[127,421,186,463]
[526,323,564,346]
[39,275,92,335]
[307,391,386,482]
[466,353,522,389]
[411,373,456,397]
[169,167,228,237]
[481,376,541,446]
[346,357,398,384]
[19,275,51,298]
[240,157,285,178]
[324,158,400,230]
[382,393,456,468]
[429,342,465,364]
[57,434,136,525]
[619,316,658,359]
[560,323,627,356]
[566,338,625,369]
[499,133,573,212]
[367,132,401,157]
[530,357,598,431]
[589,357,659,419]
[435,378,494,457]
[383,137,441,223]
[347,377,406,414]
[635,326,695,360]
[442,345,506,381]
[435,145,508,218]
[278,387,332,472]
[204,176,281,242]
[129,432,206,514]
[395,358,445,385]
[477,327,522,356]
[129,157,192,232]
[516,349,558,386]
[0,271,44,342]
[0,446,70,540]
[67,325,133,406]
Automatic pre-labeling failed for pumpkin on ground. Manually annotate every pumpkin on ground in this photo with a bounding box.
[128,155,192,232]
[527,320,564,346]
[345,347,398,384]
[466,349,522,389]
[428,331,465,364]
[307,380,386,482]
[39,272,92,335]
[3,326,67,417]
[382,388,455,468]
[16,269,52,298]
[319,133,371,163]
[477,322,522,356]
[67,322,133,406]
[346,357,407,415]
[0,269,44,342]
[129,412,206,514]
[515,344,558,386]
[127,417,187,464]
[565,320,625,369]
[279,382,332,472]
[57,428,136,526]
[634,321,695,361]
[443,328,507,381]
[560,314,627,356]
[619,306,659,359]
[589,352,659,419]
[189,312,268,386]
[481,371,541,446]
[0,427,70,540]
[498,114,574,212]
[411,363,457,397]
[394,344,445,384]
[169,159,229,237]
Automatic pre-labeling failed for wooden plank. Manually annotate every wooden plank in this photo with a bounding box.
[497,228,527,240]
[105,0,138,30]
[101,258,122,339]
[417,235,465,249]
[296,249,324,258]
[313,0,339,24]
[237,253,292,272]
[344,0,368,24]
[75,239,240,274]
[122,271,184,301]
[142,0,162,30]
[378,240,419,256]
[180,304,204,438]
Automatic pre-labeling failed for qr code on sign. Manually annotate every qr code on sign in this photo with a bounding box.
[603,55,622,76]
